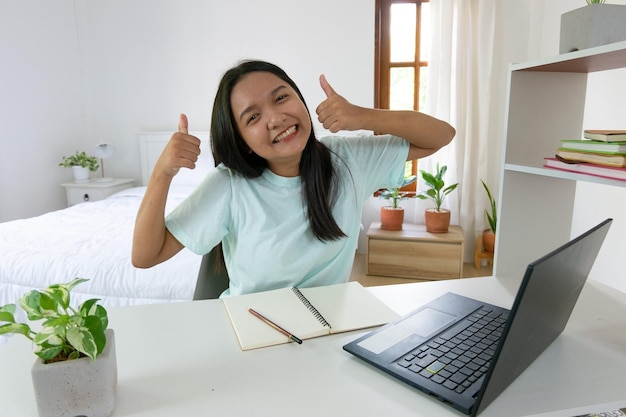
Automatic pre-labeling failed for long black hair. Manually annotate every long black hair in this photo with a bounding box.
[211,60,346,242]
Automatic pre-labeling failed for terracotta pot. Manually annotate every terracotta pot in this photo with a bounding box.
[482,229,496,253]
[380,206,404,230]
[424,208,451,233]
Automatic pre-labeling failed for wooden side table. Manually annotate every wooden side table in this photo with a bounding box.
[474,235,494,269]
[366,222,464,280]
[60,178,135,207]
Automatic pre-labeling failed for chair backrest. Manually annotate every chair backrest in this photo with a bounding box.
[193,246,229,300]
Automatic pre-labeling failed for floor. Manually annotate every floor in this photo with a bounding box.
[349,252,493,287]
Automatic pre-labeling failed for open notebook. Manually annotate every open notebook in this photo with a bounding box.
[223,281,399,351]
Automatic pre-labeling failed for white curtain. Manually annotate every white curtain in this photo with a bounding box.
[414,0,498,261]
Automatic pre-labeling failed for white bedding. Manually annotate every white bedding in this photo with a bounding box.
[0,186,202,308]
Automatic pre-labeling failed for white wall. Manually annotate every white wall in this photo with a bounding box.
[0,1,88,220]
[0,0,374,222]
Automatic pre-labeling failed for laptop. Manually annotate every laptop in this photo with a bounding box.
[343,218,612,416]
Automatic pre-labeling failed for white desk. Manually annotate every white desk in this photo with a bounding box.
[1,277,625,417]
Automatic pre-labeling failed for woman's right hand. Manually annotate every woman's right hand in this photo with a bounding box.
[154,114,202,179]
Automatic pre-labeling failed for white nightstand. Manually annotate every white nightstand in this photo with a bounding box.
[60,178,135,207]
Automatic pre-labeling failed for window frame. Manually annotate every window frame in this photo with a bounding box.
[374,0,429,193]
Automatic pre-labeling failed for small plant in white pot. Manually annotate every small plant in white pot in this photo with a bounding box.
[378,175,417,230]
[416,163,459,233]
[59,151,99,182]
[0,278,117,417]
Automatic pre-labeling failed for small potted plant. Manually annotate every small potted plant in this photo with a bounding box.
[0,278,116,417]
[416,163,459,233]
[379,175,417,230]
[59,151,100,182]
[481,179,497,253]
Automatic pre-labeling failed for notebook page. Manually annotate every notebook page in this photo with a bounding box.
[300,282,399,334]
[223,287,329,351]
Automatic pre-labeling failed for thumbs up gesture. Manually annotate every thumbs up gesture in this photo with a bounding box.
[315,74,364,133]
[155,114,202,179]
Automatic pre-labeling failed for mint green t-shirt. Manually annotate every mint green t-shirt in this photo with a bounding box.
[165,134,409,297]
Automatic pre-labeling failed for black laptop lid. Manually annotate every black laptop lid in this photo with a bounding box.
[473,218,612,416]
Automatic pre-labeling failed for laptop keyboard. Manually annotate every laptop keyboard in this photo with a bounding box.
[395,307,509,394]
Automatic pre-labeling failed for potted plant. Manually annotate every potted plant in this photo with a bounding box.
[378,175,417,230]
[481,179,497,253]
[59,151,100,182]
[0,278,117,417]
[416,163,459,233]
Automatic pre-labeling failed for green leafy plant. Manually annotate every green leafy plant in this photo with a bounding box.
[481,179,497,234]
[59,151,99,172]
[379,175,417,209]
[415,163,459,211]
[0,278,108,363]
[586,0,605,4]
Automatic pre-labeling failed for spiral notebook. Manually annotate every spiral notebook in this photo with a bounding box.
[223,281,399,351]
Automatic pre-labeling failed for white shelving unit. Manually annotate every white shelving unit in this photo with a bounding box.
[494,41,626,284]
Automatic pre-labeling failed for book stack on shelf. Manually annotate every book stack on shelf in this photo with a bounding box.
[544,130,626,182]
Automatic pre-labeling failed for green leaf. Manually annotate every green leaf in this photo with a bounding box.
[64,278,90,292]
[0,303,16,315]
[36,345,63,361]
[94,305,108,330]
[68,350,82,360]
[0,322,32,337]
[420,171,437,187]
[0,305,16,324]
[84,315,106,354]
[43,286,70,310]
[19,291,44,320]
[443,183,459,195]
[67,327,98,360]
[42,315,70,329]
[38,293,62,317]
[33,327,64,346]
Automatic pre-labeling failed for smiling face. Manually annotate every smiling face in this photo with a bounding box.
[230,71,312,177]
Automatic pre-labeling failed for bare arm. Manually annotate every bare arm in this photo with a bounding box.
[315,75,456,160]
[131,114,201,268]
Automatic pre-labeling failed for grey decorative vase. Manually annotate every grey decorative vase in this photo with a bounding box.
[560,4,626,54]
[31,329,117,417]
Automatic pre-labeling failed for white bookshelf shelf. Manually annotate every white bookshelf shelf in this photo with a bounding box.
[495,42,626,283]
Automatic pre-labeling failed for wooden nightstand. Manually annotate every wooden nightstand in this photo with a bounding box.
[60,178,135,207]
[366,222,464,280]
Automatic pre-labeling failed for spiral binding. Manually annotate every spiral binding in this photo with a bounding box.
[292,287,331,329]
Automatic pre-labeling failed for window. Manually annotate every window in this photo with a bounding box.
[375,0,429,192]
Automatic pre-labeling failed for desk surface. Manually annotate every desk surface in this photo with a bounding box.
[1,276,625,417]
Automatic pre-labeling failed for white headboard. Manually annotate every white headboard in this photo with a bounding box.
[138,131,212,186]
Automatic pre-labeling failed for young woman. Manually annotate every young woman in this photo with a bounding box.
[132,60,455,296]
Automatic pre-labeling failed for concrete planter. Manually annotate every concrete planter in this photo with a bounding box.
[31,329,117,417]
[560,4,626,54]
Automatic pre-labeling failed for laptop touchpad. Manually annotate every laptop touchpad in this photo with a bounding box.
[357,308,456,355]
[398,307,457,337]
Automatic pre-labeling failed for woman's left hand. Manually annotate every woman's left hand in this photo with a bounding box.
[315,75,364,133]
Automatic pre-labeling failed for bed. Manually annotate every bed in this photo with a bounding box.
[0,132,213,309]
